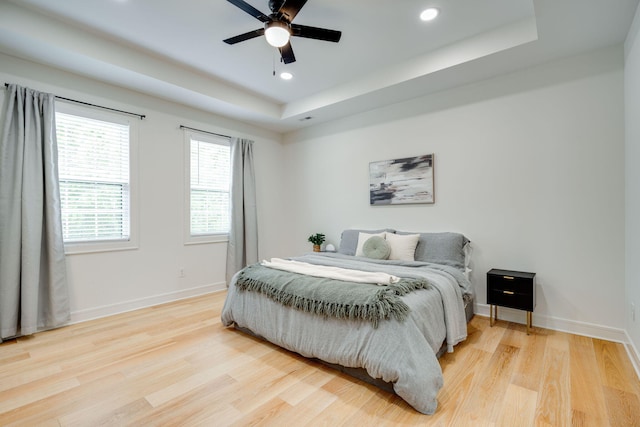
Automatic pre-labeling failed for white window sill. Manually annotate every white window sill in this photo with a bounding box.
[184,234,229,246]
[64,239,138,255]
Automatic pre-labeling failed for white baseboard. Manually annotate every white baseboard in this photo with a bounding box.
[624,332,640,380]
[474,303,628,343]
[69,282,226,324]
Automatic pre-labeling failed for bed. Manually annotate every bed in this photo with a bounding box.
[221,229,473,414]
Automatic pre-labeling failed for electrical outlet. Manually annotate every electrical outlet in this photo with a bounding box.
[179,268,185,278]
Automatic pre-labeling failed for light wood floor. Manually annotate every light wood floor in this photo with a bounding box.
[1,292,639,426]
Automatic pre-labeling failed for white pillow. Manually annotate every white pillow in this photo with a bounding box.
[386,233,420,261]
[355,232,386,256]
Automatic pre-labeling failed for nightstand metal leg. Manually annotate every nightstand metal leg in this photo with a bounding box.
[490,305,497,327]
[526,311,532,335]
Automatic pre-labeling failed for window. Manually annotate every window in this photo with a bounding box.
[185,130,231,243]
[55,102,138,253]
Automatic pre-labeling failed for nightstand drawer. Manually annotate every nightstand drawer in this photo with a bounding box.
[487,275,532,293]
[488,288,533,311]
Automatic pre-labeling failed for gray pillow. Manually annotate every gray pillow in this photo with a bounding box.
[338,228,395,256]
[362,236,391,260]
[397,231,469,270]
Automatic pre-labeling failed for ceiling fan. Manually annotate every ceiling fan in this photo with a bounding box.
[223,0,342,64]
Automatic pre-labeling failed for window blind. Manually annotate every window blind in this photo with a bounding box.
[190,137,230,235]
[56,112,131,242]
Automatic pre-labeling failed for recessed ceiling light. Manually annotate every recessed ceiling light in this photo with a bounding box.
[420,8,439,22]
[280,72,293,80]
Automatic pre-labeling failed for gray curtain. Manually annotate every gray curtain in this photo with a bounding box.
[226,138,258,285]
[0,84,70,342]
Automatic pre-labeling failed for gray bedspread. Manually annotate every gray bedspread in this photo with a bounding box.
[220,253,473,414]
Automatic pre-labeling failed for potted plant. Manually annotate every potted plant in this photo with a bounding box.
[308,233,325,252]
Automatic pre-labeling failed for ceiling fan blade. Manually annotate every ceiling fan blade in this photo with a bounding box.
[291,24,341,43]
[277,0,308,22]
[226,0,270,23]
[278,42,296,64]
[223,28,265,45]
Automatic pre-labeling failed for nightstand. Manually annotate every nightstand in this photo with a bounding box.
[487,268,536,334]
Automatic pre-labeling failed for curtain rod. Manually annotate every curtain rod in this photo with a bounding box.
[179,125,231,139]
[4,83,146,120]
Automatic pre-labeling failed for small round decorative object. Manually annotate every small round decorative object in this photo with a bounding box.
[325,243,336,252]
[362,236,391,260]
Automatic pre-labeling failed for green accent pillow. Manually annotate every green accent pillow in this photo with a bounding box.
[362,236,391,260]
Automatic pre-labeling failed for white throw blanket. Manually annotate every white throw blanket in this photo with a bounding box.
[261,258,400,285]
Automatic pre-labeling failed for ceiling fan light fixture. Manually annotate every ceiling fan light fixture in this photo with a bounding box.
[265,21,290,47]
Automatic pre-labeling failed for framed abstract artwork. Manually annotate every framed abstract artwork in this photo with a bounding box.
[369,154,434,205]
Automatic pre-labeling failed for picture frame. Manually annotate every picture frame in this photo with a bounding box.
[369,154,434,205]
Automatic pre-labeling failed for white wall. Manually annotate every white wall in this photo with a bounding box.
[283,46,626,340]
[625,4,640,366]
[0,52,287,322]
